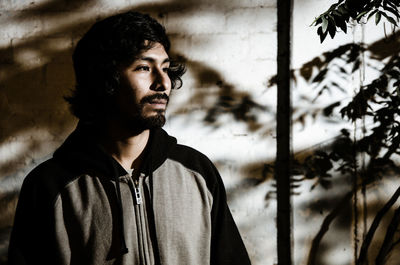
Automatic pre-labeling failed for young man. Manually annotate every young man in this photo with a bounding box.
[8,11,251,265]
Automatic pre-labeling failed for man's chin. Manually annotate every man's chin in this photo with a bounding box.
[127,111,165,129]
[142,114,166,128]
[119,114,165,136]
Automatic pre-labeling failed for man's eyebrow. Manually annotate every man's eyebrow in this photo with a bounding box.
[138,57,170,64]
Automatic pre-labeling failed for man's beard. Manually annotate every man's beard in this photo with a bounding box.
[125,93,169,131]
[134,109,166,129]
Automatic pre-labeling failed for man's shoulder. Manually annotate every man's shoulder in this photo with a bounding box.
[22,157,77,198]
[170,143,213,166]
[172,143,210,160]
[167,143,221,183]
[25,158,69,181]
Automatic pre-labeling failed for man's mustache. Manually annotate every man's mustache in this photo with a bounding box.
[140,93,169,104]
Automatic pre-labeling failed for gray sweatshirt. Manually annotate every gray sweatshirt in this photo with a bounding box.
[8,126,251,265]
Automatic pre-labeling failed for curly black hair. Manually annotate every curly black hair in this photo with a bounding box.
[65,11,185,122]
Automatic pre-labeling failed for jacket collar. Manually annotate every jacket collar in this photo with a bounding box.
[53,122,177,178]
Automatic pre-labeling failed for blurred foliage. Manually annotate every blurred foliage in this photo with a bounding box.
[267,3,400,263]
[296,43,400,191]
[311,0,399,42]
[267,33,400,191]
[304,2,400,263]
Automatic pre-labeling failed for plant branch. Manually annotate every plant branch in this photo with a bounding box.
[307,191,353,265]
[375,205,400,265]
[356,185,400,265]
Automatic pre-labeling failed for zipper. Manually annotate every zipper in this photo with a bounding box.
[119,170,150,264]
[132,173,148,264]
[133,178,143,205]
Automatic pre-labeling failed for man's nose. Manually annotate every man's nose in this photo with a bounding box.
[151,68,171,92]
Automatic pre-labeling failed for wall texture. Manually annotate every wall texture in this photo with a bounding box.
[1,0,399,264]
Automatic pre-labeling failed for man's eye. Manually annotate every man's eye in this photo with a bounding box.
[135,66,150,71]
[163,67,170,73]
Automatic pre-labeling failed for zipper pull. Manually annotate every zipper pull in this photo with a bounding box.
[134,182,143,205]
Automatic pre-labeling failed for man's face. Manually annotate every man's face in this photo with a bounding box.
[114,42,171,130]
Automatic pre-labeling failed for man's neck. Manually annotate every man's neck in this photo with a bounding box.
[100,123,150,171]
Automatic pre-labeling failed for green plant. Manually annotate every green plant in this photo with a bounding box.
[311,0,399,42]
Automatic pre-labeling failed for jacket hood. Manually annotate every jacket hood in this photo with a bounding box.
[53,122,178,178]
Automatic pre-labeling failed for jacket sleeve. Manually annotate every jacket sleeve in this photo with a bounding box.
[8,163,65,265]
[8,174,43,264]
[209,164,251,265]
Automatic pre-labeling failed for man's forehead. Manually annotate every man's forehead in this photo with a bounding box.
[136,43,169,62]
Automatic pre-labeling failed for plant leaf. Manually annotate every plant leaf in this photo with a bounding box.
[381,11,398,26]
[322,16,329,33]
[376,11,382,25]
[338,5,348,15]
[318,26,329,43]
[334,15,347,33]
[328,24,336,39]
[382,5,400,19]
[332,10,342,17]
[327,3,339,12]
[386,0,399,11]
[328,15,336,38]
[356,10,369,20]
[310,15,323,26]
[367,9,379,21]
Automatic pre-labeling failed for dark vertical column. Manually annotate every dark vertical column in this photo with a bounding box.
[276,0,293,264]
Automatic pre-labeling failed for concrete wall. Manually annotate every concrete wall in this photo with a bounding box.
[1,0,399,264]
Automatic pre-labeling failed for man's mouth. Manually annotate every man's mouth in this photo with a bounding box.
[147,99,167,109]
[142,94,169,110]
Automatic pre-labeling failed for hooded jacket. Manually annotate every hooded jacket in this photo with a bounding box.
[8,125,251,265]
